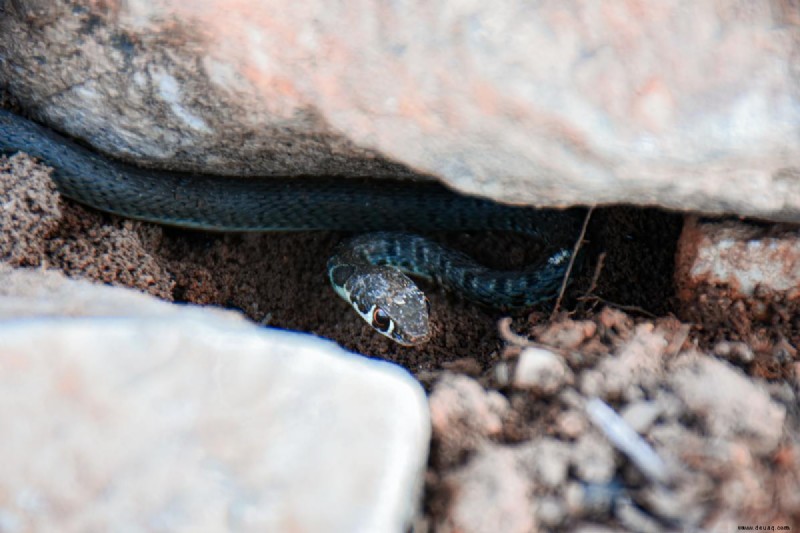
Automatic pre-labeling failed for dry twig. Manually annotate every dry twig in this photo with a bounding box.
[577,295,659,319]
[585,251,606,296]
[551,206,594,319]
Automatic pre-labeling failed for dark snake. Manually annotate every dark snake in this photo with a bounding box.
[0,109,583,345]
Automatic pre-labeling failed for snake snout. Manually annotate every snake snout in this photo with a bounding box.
[335,267,431,346]
[365,274,431,346]
[391,316,431,346]
[375,290,431,346]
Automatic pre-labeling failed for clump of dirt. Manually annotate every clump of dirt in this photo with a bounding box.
[1,154,174,299]
[0,154,61,265]
[423,308,800,531]
[677,283,800,381]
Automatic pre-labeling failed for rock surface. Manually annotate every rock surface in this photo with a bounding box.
[2,1,800,219]
[0,266,430,532]
[675,216,800,344]
[676,217,800,301]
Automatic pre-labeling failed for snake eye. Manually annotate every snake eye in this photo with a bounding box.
[371,307,392,332]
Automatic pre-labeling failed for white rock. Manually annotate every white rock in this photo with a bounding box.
[516,437,571,489]
[571,433,616,484]
[621,401,662,434]
[513,347,572,394]
[0,267,430,532]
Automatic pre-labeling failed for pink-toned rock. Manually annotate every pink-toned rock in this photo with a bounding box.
[2,2,799,219]
[675,217,800,329]
[429,373,509,465]
[440,446,536,533]
[676,217,800,302]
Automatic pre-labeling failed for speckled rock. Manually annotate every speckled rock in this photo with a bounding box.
[674,216,800,339]
[675,216,800,315]
[2,2,800,220]
[0,266,430,532]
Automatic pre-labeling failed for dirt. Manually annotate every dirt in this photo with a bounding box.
[2,146,799,530]
[0,150,686,365]
[423,310,800,531]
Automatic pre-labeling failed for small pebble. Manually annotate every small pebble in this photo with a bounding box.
[558,409,588,438]
[572,433,615,484]
[513,347,572,394]
[494,362,511,386]
[621,401,662,434]
[535,495,566,528]
[518,438,571,488]
[713,341,754,364]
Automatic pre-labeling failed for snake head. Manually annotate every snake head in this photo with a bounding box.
[331,265,431,346]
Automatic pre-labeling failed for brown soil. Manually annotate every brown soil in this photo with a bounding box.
[2,144,799,530]
[0,151,686,368]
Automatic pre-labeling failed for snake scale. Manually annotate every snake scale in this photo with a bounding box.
[0,109,583,345]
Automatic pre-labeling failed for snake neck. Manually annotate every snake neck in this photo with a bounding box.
[334,232,574,309]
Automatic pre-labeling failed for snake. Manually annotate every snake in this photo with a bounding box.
[0,109,584,345]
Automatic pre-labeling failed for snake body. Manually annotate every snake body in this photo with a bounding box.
[0,109,582,345]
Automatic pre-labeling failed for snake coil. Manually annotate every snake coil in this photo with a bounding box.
[0,109,583,345]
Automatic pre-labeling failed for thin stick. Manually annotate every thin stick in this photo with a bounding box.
[576,250,659,319]
[576,295,659,319]
[585,251,606,296]
[550,206,593,320]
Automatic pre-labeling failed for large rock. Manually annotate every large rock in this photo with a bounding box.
[0,266,430,532]
[1,1,799,220]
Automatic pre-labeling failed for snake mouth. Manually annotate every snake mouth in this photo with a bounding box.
[392,331,431,347]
